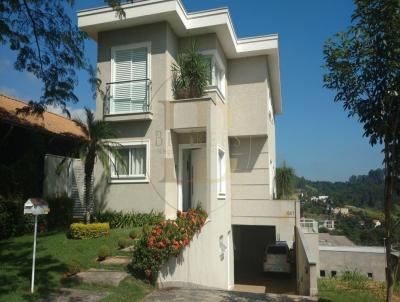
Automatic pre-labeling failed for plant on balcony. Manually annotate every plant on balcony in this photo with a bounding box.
[171,40,210,99]
[131,205,208,282]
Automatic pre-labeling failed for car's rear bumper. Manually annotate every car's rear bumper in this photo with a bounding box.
[263,263,291,273]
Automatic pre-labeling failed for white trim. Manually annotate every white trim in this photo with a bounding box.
[217,145,226,199]
[108,138,150,183]
[201,49,226,99]
[77,0,282,114]
[178,143,206,211]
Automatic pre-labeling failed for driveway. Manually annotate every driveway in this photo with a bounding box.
[143,288,316,302]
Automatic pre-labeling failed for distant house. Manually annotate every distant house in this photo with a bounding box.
[0,94,85,198]
[332,207,349,216]
[310,195,329,203]
[321,220,335,231]
[372,219,381,228]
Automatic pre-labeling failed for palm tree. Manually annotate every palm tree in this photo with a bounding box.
[74,108,124,223]
[276,161,296,199]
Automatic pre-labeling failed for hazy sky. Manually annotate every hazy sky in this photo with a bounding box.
[0,0,383,181]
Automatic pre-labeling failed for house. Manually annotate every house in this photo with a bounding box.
[372,219,381,227]
[332,207,349,216]
[0,94,85,199]
[321,220,335,231]
[310,195,329,203]
[318,233,396,281]
[61,0,319,293]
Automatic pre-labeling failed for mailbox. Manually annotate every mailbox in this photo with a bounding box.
[24,198,49,216]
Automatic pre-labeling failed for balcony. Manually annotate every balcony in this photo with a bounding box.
[103,79,153,122]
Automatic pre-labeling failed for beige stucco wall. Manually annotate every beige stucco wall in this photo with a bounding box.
[319,249,386,281]
[227,56,270,136]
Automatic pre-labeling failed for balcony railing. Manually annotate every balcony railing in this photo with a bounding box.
[300,218,319,233]
[104,79,152,115]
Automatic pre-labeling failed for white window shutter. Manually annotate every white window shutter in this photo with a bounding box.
[112,47,148,113]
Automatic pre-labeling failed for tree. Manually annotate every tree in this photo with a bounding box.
[74,108,124,223]
[0,0,127,115]
[323,0,400,300]
[276,161,296,199]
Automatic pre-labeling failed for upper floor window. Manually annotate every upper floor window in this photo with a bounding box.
[109,42,151,114]
[202,50,226,98]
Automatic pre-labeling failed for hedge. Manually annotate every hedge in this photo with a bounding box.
[95,210,164,229]
[0,195,74,240]
[131,205,207,282]
[69,223,110,239]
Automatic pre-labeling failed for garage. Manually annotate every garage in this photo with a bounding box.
[232,225,296,294]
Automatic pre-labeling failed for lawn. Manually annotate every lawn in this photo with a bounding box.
[0,228,153,302]
[318,275,400,302]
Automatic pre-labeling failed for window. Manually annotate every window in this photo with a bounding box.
[217,146,226,198]
[368,272,373,279]
[111,42,151,114]
[320,270,326,277]
[110,140,149,182]
[331,271,337,277]
[202,51,226,97]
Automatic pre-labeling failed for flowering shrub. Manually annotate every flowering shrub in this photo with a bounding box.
[131,205,207,282]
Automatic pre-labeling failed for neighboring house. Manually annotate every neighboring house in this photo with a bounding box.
[372,219,381,227]
[0,94,85,199]
[332,207,349,216]
[72,0,312,292]
[310,195,329,203]
[320,220,335,231]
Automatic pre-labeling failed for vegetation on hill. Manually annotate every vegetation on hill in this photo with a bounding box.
[296,168,386,209]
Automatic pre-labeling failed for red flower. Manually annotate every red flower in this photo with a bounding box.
[149,237,155,248]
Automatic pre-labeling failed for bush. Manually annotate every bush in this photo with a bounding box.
[132,205,207,282]
[129,228,141,239]
[118,237,129,249]
[67,260,81,275]
[95,210,164,229]
[69,223,110,240]
[171,40,209,99]
[0,195,74,240]
[98,245,110,261]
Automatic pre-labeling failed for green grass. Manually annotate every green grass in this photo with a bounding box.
[0,228,152,302]
[318,273,389,302]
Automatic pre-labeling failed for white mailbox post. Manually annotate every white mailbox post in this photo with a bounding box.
[24,198,49,293]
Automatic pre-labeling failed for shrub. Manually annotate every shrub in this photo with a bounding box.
[67,260,81,275]
[129,228,141,239]
[0,195,74,240]
[132,205,207,282]
[171,40,209,99]
[98,245,110,261]
[340,271,368,289]
[69,223,110,240]
[118,237,129,249]
[95,210,164,229]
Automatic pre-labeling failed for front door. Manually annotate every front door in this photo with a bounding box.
[181,146,206,211]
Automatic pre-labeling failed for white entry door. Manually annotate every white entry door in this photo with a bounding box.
[191,148,207,208]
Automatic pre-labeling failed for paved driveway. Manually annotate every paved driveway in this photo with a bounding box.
[143,288,317,302]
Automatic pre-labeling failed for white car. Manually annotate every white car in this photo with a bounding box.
[263,241,291,273]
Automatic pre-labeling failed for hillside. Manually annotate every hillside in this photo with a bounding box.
[296,169,385,209]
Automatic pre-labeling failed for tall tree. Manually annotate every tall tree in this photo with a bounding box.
[74,108,124,223]
[276,161,296,199]
[0,0,127,115]
[323,0,400,300]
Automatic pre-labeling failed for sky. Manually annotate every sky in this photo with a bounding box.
[0,0,383,181]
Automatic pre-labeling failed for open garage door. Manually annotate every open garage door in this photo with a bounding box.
[232,225,296,294]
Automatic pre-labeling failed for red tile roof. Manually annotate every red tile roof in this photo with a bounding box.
[0,94,86,139]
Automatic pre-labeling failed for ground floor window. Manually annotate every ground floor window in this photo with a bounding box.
[217,146,226,198]
[110,140,150,182]
[320,270,326,277]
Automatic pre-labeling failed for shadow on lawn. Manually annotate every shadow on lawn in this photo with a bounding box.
[0,238,68,301]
